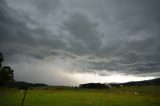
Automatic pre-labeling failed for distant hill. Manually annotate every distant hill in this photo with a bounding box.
[116,78,160,86]
[80,78,160,88]
[6,81,48,88]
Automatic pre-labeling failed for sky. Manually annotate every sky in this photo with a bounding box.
[0,0,160,86]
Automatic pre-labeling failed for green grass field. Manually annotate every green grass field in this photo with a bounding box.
[0,86,160,106]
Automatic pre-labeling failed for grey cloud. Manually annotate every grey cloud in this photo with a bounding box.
[6,0,60,16]
[33,0,60,15]
[64,12,102,54]
[1,0,160,85]
[0,0,66,60]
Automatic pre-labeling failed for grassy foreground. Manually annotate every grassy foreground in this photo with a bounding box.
[0,86,160,106]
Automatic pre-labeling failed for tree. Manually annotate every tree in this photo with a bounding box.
[0,66,14,85]
[0,52,4,68]
[0,52,14,86]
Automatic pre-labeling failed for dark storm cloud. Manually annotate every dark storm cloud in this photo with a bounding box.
[63,12,102,54]
[0,0,66,60]
[0,0,160,84]
[33,0,60,14]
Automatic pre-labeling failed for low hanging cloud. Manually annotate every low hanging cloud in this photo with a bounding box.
[0,0,160,85]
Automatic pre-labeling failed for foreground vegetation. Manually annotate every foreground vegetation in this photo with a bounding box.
[0,86,160,106]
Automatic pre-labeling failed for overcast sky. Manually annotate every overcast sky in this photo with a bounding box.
[0,0,160,86]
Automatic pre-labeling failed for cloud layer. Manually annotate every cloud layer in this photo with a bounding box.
[0,0,160,85]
